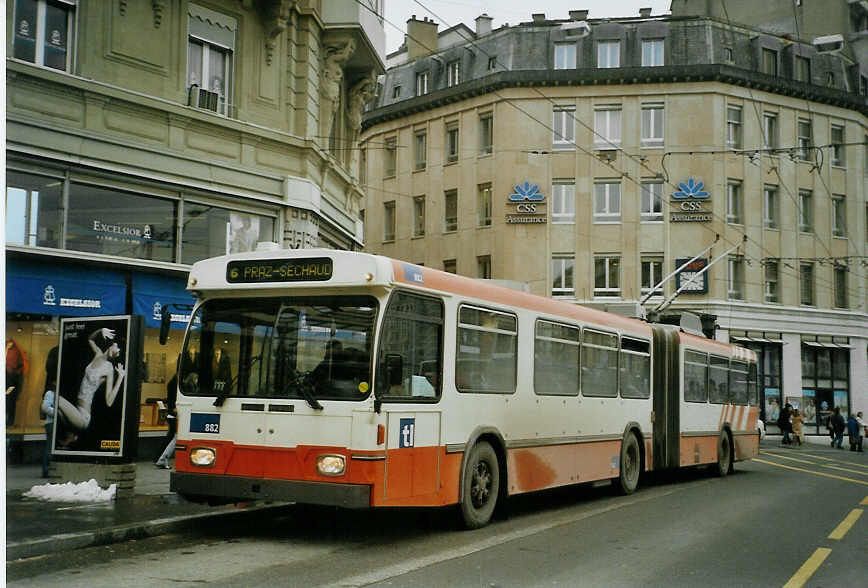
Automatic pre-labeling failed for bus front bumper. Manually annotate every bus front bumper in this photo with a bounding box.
[170,471,371,508]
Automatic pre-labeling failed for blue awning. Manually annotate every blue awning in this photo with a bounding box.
[6,258,126,317]
[132,273,195,330]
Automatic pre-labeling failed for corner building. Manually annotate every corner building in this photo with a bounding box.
[360,7,868,435]
[5,0,383,451]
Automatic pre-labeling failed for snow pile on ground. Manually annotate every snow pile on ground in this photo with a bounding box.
[23,479,117,502]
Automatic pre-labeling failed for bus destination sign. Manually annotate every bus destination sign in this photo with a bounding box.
[226,257,333,283]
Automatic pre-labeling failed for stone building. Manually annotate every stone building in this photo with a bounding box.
[359,7,868,434]
[4,0,383,449]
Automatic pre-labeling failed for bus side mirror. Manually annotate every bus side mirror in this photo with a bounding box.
[385,353,403,387]
[159,307,171,345]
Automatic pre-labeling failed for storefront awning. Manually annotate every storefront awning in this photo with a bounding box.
[6,258,126,316]
[731,336,783,344]
[131,274,195,330]
[802,341,850,349]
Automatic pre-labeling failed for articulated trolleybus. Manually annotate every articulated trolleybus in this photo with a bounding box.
[169,246,759,528]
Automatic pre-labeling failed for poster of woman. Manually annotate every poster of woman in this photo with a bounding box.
[802,390,816,424]
[765,389,781,424]
[53,316,136,457]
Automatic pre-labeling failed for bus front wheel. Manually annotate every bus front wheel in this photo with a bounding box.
[460,441,499,529]
[716,431,732,477]
[616,431,641,495]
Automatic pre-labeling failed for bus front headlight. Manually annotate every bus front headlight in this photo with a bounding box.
[190,447,216,467]
[316,454,346,476]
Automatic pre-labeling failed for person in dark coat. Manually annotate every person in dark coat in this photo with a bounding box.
[830,407,846,449]
[155,370,178,468]
[847,412,863,452]
[778,403,793,445]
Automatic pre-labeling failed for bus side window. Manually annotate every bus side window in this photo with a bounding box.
[708,356,729,404]
[684,351,708,403]
[456,305,517,394]
[376,291,444,400]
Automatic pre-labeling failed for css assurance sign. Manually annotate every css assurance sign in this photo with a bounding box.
[671,178,712,222]
[506,181,547,224]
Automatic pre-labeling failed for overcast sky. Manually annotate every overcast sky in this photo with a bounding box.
[383,0,674,54]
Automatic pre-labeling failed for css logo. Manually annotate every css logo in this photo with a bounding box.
[399,418,415,448]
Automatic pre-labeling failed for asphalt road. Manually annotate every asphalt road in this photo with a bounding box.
[7,443,867,587]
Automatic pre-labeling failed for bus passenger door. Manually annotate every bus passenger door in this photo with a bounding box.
[383,409,441,502]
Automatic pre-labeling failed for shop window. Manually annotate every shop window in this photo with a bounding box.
[187,5,237,116]
[12,0,74,71]
[5,171,62,248]
[181,202,275,264]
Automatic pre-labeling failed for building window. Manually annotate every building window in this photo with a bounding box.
[5,171,62,248]
[594,106,622,149]
[188,41,233,115]
[826,72,835,87]
[477,183,492,227]
[477,255,491,279]
[763,185,778,229]
[414,131,427,171]
[834,266,848,308]
[181,203,274,263]
[764,260,779,303]
[444,189,457,232]
[445,123,459,164]
[488,56,497,70]
[384,137,397,177]
[723,46,733,62]
[553,106,576,149]
[594,182,621,223]
[641,256,664,296]
[552,257,575,296]
[641,181,663,221]
[727,106,742,149]
[551,181,575,224]
[555,43,576,69]
[641,39,664,67]
[795,56,810,82]
[726,180,742,224]
[413,196,425,237]
[763,113,778,151]
[383,201,395,241]
[597,40,620,68]
[799,190,813,232]
[416,71,429,95]
[447,60,460,87]
[800,262,814,306]
[640,103,664,148]
[831,125,845,167]
[392,85,401,99]
[594,256,621,297]
[798,118,812,161]
[479,113,493,156]
[13,0,74,71]
[832,195,846,237]
[443,259,456,273]
[761,48,777,76]
[728,257,744,300]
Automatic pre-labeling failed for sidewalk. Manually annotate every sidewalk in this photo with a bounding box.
[5,460,288,561]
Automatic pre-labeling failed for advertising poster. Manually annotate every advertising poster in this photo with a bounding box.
[802,390,816,424]
[785,396,801,411]
[834,390,849,418]
[228,212,260,254]
[53,316,142,460]
[764,388,781,425]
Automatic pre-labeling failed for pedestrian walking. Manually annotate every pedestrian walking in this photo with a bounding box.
[778,403,793,445]
[830,407,846,449]
[847,411,864,453]
[791,409,803,446]
[155,370,178,469]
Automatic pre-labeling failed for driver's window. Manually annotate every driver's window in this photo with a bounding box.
[376,291,444,400]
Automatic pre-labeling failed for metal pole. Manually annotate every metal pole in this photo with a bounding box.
[654,235,747,313]
[639,234,719,306]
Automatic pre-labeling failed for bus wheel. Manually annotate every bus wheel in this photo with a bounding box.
[616,432,641,495]
[716,431,732,477]
[460,441,499,529]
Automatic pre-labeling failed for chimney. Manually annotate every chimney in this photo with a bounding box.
[407,16,439,60]
[639,7,652,17]
[532,13,546,23]
[475,13,493,36]
[570,10,589,21]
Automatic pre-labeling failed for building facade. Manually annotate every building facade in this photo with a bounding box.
[5,0,384,444]
[360,8,868,435]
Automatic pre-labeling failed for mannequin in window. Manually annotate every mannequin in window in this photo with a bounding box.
[6,339,29,426]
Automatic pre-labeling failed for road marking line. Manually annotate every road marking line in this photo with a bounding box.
[799,452,868,469]
[761,452,868,474]
[760,452,820,465]
[783,547,831,588]
[822,464,868,476]
[753,458,868,486]
[828,509,863,540]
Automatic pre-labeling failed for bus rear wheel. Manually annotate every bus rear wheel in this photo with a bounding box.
[460,441,499,529]
[616,431,641,495]
[716,431,732,477]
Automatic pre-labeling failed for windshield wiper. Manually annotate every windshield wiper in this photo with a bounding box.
[214,355,261,407]
[285,370,323,411]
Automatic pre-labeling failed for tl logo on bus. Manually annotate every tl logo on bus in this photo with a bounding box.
[399,418,415,448]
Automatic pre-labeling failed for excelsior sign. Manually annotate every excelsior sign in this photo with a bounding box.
[670,178,712,222]
[506,181,547,224]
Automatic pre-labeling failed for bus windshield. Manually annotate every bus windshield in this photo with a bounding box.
[180,296,378,402]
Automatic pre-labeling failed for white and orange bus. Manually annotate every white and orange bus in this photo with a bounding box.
[168,246,759,528]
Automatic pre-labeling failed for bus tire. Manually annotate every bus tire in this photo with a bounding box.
[716,431,732,477]
[460,441,499,529]
[616,431,641,495]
